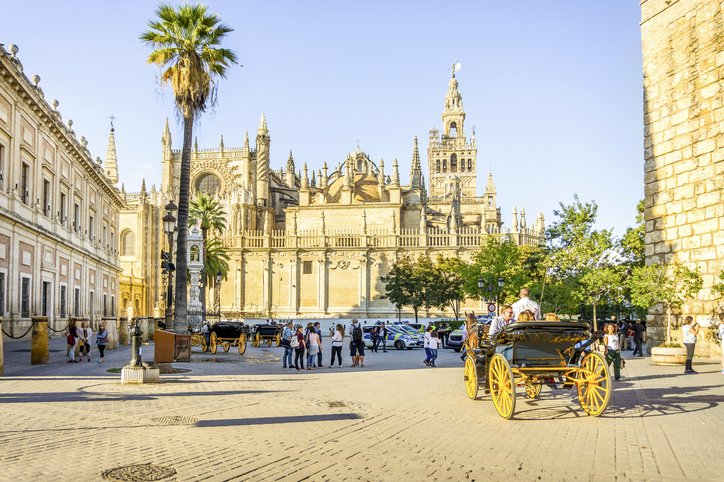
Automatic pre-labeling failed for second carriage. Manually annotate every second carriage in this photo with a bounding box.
[462,316,611,419]
[251,323,283,347]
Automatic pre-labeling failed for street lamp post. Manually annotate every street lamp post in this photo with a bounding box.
[478,277,505,315]
[215,271,223,320]
[496,277,504,315]
[162,200,177,328]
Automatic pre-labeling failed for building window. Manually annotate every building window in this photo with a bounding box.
[303,260,313,275]
[60,192,67,224]
[0,272,5,315]
[89,214,95,240]
[467,159,472,171]
[42,281,50,316]
[196,173,221,196]
[89,291,94,321]
[21,277,30,318]
[0,144,5,190]
[21,162,30,204]
[450,154,457,172]
[43,179,51,216]
[102,225,107,248]
[435,159,440,173]
[73,202,80,232]
[103,293,107,316]
[74,287,80,316]
[449,122,457,137]
[111,295,115,316]
[121,230,135,256]
[442,159,447,173]
[60,285,67,318]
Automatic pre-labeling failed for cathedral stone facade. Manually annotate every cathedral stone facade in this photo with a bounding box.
[121,72,544,320]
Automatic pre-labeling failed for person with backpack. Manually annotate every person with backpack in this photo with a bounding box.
[350,319,365,367]
[281,321,294,369]
[292,326,305,370]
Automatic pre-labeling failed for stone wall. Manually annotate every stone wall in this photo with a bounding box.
[641,0,723,355]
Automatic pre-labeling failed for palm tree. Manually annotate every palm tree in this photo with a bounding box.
[204,238,230,315]
[189,192,227,316]
[141,4,237,329]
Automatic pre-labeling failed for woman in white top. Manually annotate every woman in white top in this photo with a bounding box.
[306,330,320,370]
[428,331,441,367]
[79,321,93,363]
[604,323,621,381]
[681,316,699,374]
[423,326,433,367]
[330,324,344,368]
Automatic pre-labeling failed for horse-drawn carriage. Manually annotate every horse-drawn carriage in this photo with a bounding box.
[251,323,283,347]
[462,314,611,419]
[203,321,250,355]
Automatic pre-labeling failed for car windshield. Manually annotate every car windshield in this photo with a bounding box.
[398,325,418,334]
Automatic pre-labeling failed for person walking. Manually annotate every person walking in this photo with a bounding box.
[78,321,93,362]
[314,322,324,368]
[423,325,433,366]
[370,326,379,353]
[603,323,621,381]
[429,330,441,367]
[512,287,541,320]
[350,319,365,367]
[682,316,699,374]
[632,320,646,357]
[66,319,79,363]
[376,322,388,352]
[96,322,108,363]
[292,326,305,370]
[330,324,344,367]
[618,319,629,351]
[281,321,294,369]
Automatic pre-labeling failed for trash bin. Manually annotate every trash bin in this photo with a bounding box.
[153,330,191,362]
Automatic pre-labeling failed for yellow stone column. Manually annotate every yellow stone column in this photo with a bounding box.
[31,316,49,365]
[0,317,4,375]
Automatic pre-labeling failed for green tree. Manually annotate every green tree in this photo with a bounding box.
[620,200,645,267]
[204,238,230,313]
[382,256,438,323]
[464,237,529,306]
[713,270,724,323]
[189,192,227,315]
[629,263,703,345]
[430,256,466,320]
[141,3,237,329]
[577,266,625,330]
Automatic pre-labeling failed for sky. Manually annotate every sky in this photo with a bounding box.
[2,1,643,235]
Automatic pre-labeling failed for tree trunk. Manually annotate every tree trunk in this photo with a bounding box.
[173,115,193,331]
[413,306,419,324]
[200,227,207,317]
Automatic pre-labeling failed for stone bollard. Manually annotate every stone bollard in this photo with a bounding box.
[0,317,4,376]
[31,316,49,365]
[118,318,129,345]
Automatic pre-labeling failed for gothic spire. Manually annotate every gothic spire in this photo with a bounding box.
[258,112,268,132]
[242,130,250,152]
[104,123,119,186]
[287,150,295,171]
[410,136,421,189]
[391,158,400,187]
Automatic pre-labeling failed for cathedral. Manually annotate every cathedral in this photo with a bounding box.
[119,71,544,320]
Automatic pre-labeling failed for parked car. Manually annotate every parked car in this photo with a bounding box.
[363,325,421,350]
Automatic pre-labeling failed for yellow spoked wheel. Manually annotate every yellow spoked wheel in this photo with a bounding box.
[577,352,611,417]
[222,342,230,353]
[464,356,479,400]
[238,333,247,355]
[489,354,516,420]
[275,334,281,347]
[201,337,208,353]
[252,332,260,348]
[210,332,218,354]
[525,383,542,399]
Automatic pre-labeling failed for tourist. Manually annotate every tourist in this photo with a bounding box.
[544,313,560,321]
[512,287,541,320]
[604,323,622,381]
[282,321,294,369]
[517,310,535,322]
[423,325,433,366]
[376,322,388,352]
[306,327,320,370]
[681,316,699,374]
[350,319,365,367]
[370,325,379,352]
[200,321,211,350]
[631,320,646,357]
[292,326,305,370]
[66,319,79,363]
[96,322,109,363]
[314,322,324,367]
[618,319,630,350]
[489,305,514,338]
[429,330,441,367]
[78,321,93,362]
[330,323,344,367]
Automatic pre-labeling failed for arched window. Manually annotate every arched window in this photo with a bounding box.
[442,159,447,173]
[196,173,221,196]
[120,230,134,256]
[436,159,440,173]
[460,160,465,172]
[450,154,457,172]
[467,159,472,171]
[449,122,457,137]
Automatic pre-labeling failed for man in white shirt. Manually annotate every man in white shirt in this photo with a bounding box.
[488,305,515,339]
[512,288,541,320]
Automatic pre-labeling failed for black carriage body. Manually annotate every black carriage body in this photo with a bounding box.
[211,322,250,338]
[252,324,282,338]
[495,321,592,368]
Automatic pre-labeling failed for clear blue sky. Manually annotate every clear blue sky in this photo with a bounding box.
[2,0,643,235]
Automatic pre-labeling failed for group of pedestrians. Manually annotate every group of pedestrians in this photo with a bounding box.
[423,326,441,367]
[281,319,370,370]
[65,319,108,363]
[617,319,647,357]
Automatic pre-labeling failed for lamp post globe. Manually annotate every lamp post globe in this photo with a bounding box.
[477,278,484,290]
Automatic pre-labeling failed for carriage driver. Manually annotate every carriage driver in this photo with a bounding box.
[488,305,515,339]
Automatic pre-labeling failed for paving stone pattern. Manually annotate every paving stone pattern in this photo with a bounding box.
[1,337,723,481]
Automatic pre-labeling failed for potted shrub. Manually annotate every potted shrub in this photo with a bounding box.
[629,263,702,365]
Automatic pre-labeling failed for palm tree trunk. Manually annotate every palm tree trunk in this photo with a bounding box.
[173,114,193,330]
[200,227,207,317]
[593,302,597,332]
